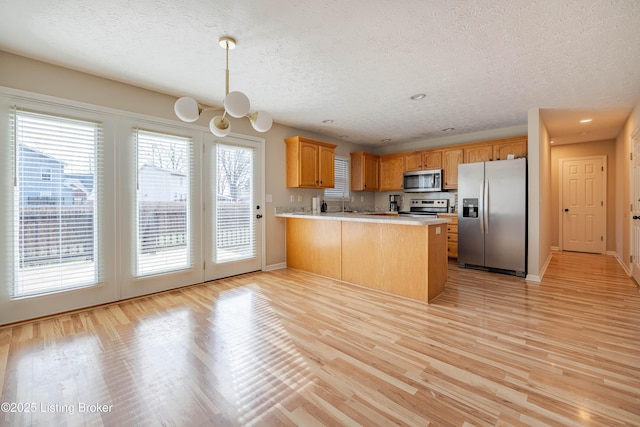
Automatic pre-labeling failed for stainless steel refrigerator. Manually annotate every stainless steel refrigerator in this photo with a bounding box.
[458,158,527,277]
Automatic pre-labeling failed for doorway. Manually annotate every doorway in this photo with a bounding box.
[204,136,264,281]
[559,156,606,254]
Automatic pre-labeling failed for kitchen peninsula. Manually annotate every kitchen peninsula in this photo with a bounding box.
[276,212,450,303]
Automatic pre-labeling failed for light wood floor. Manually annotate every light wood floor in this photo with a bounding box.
[1,251,639,426]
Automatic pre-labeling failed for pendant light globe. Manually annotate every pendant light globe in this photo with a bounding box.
[224,91,250,118]
[174,97,201,122]
[249,111,273,132]
[210,116,231,137]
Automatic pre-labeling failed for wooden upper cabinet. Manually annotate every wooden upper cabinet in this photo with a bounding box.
[404,150,442,171]
[464,144,493,163]
[351,152,379,191]
[318,145,335,188]
[285,136,336,188]
[462,136,529,164]
[379,154,404,191]
[298,141,319,186]
[493,137,528,161]
[442,148,463,190]
[423,151,443,169]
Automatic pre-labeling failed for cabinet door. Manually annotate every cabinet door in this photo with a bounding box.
[404,152,423,171]
[442,149,463,189]
[464,144,493,163]
[423,151,442,169]
[299,142,319,187]
[379,155,404,191]
[318,145,335,188]
[364,154,379,190]
[493,140,527,161]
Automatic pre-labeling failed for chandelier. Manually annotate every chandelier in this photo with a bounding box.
[173,36,273,137]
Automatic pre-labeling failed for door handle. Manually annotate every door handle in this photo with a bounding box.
[256,214,263,219]
[634,215,640,220]
[564,208,569,212]
[483,179,489,233]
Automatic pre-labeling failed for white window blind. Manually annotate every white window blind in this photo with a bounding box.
[135,129,192,276]
[324,156,350,200]
[215,143,255,263]
[11,108,103,298]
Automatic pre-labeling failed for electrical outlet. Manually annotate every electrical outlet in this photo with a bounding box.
[297,195,303,202]
[436,226,441,235]
[290,195,294,203]
[361,196,364,202]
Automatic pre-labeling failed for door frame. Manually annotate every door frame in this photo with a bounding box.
[558,155,607,253]
[630,127,640,284]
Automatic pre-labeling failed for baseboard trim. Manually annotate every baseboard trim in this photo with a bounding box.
[526,250,553,283]
[264,262,287,272]
[606,251,631,276]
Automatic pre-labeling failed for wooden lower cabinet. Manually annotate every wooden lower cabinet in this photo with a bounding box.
[443,215,458,258]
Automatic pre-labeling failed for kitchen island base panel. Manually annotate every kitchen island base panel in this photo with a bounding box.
[285,218,341,280]
[285,217,447,302]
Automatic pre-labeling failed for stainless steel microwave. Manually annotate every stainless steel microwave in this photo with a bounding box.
[403,169,442,192]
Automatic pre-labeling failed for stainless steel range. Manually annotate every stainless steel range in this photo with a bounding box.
[399,199,449,217]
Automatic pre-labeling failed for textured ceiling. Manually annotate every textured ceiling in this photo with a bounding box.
[0,0,639,146]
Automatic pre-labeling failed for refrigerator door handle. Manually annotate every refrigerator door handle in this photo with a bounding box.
[479,180,485,234]
[484,179,489,233]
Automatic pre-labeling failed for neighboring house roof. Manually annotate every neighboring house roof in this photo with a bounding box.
[19,144,67,166]
[139,163,186,178]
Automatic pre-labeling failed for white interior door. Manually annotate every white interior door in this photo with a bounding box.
[561,156,606,254]
[631,130,640,284]
[204,136,264,281]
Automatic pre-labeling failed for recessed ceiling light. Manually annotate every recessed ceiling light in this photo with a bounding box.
[381,138,392,143]
[410,94,426,100]
[322,119,334,124]
[550,140,555,144]
[442,127,455,132]
[580,119,592,123]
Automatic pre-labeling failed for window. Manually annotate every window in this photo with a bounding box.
[135,129,192,276]
[11,109,103,298]
[324,156,349,200]
[215,143,256,263]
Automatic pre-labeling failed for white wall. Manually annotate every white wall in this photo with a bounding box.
[525,108,552,281]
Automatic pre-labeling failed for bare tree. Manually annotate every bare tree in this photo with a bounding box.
[147,142,186,172]
[217,145,252,201]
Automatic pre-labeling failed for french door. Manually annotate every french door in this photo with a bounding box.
[204,136,264,281]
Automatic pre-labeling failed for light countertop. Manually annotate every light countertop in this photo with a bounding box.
[276,212,450,226]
